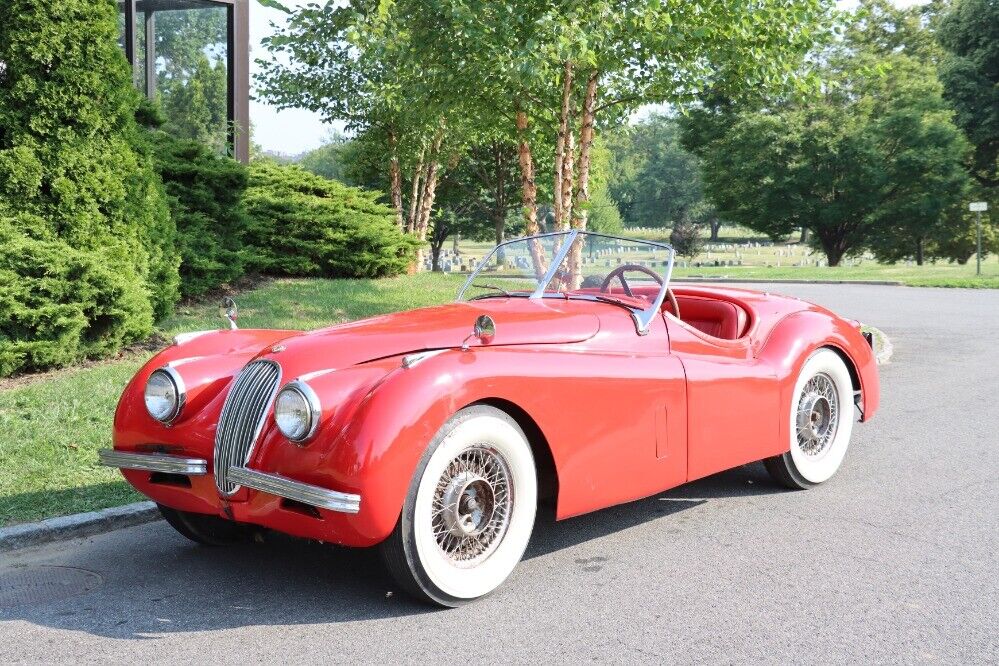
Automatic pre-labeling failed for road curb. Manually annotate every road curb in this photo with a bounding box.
[0,501,160,553]
[867,326,894,365]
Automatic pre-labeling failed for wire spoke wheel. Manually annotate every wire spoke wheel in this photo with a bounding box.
[431,446,513,566]
[795,372,839,457]
[381,405,537,607]
[765,349,855,489]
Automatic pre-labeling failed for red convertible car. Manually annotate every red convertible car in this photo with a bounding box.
[101,231,879,606]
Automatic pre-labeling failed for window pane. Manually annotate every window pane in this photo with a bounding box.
[146,0,229,154]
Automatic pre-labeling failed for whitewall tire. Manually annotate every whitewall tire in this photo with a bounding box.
[765,349,855,489]
[380,405,537,606]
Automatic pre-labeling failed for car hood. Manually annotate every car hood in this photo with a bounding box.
[262,299,601,372]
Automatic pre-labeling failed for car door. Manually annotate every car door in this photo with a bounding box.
[665,317,782,481]
[518,310,688,520]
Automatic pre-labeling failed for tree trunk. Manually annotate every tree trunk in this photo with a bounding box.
[799,226,809,244]
[553,60,574,230]
[825,244,844,267]
[560,131,575,231]
[431,235,445,271]
[416,133,444,239]
[571,71,598,232]
[388,131,404,230]
[516,103,545,277]
[411,131,444,269]
[494,142,507,249]
[710,218,722,242]
[915,237,924,266]
[567,71,598,289]
[406,146,425,234]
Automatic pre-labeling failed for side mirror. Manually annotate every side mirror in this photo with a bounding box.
[220,297,238,330]
[462,315,496,350]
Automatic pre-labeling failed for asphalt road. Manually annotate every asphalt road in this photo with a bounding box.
[2,284,997,664]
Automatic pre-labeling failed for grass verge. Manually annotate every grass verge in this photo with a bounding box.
[672,263,999,288]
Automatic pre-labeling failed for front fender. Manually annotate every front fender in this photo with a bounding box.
[318,349,496,545]
[757,310,880,451]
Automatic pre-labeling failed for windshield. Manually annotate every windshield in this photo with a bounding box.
[458,231,675,332]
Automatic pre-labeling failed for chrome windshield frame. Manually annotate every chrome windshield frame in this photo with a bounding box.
[457,231,675,336]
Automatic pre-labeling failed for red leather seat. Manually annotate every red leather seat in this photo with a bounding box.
[664,296,747,340]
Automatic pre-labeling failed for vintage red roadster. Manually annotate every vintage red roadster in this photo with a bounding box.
[102,231,879,606]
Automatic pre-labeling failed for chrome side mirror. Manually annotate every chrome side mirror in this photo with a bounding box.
[462,315,496,350]
[220,297,238,330]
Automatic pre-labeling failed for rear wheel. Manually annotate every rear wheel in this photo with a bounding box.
[380,405,537,607]
[157,504,252,546]
[765,349,855,489]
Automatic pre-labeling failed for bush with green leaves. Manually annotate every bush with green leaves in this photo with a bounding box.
[244,162,420,278]
[0,0,180,376]
[0,217,153,376]
[148,129,252,297]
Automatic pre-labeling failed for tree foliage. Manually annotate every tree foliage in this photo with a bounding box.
[299,134,354,182]
[0,0,180,376]
[605,115,706,230]
[935,0,999,189]
[258,0,834,265]
[683,3,974,265]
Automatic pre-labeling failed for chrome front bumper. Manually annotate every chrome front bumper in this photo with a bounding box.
[98,449,207,475]
[228,466,361,514]
[99,449,361,515]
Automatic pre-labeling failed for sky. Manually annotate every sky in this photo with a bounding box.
[249,0,929,156]
[250,1,342,156]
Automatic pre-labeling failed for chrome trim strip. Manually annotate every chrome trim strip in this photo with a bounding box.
[214,359,282,496]
[531,229,579,299]
[98,449,207,475]
[401,349,447,369]
[634,248,675,336]
[228,466,361,514]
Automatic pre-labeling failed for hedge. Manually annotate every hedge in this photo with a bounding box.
[149,130,252,298]
[243,162,419,278]
[0,0,180,376]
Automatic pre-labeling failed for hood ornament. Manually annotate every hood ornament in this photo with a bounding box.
[462,315,496,351]
[220,297,238,330]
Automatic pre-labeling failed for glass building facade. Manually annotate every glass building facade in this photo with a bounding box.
[119,0,250,162]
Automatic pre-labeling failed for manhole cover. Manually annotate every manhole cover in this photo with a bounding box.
[0,566,103,608]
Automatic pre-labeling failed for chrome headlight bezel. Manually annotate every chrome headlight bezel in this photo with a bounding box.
[274,380,321,444]
[144,366,186,424]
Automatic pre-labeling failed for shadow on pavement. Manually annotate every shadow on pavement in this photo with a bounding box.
[0,463,782,638]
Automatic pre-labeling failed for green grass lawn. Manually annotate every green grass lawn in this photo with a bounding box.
[0,273,464,527]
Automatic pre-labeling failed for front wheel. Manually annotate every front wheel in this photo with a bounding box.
[765,349,855,489]
[380,405,537,607]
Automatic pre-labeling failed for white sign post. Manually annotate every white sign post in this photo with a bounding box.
[969,202,988,276]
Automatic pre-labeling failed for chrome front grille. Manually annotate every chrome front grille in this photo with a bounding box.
[214,359,281,495]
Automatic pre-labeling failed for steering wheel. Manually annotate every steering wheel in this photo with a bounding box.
[600,264,681,320]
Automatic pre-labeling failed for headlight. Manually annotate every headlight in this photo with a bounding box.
[274,380,321,443]
[144,367,185,423]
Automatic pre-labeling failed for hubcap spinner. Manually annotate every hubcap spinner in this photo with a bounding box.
[796,373,839,456]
